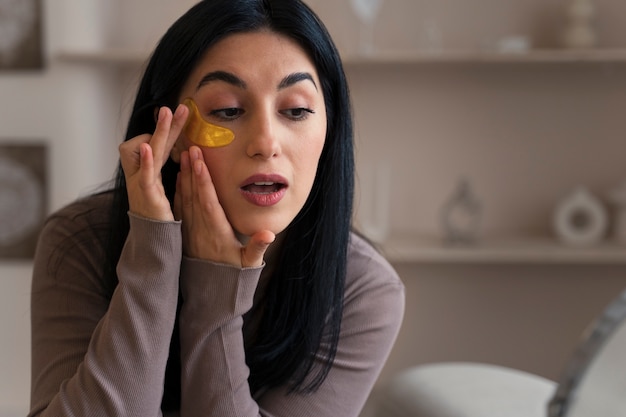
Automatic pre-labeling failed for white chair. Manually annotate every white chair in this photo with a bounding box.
[376,362,556,417]
[376,288,626,417]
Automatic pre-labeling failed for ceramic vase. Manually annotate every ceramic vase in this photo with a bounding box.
[553,187,607,246]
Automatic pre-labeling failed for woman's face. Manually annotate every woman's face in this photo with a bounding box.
[174,31,327,237]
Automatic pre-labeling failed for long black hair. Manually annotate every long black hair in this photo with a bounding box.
[104,0,354,407]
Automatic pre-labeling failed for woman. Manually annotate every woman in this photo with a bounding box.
[29,1,404,416]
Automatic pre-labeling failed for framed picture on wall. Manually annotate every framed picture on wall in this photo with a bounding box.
[0,143,47,259]
[0,0,44,70]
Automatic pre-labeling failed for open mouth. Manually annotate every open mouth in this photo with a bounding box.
[241,181,287,195]
[239,175,289,206]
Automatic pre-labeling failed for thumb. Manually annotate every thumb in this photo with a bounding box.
[241,230,275,267]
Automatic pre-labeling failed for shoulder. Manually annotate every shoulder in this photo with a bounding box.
[346,232,403,291]
[344,232,405,310]
[335,233,404,365]
[34,192,115,283]
[42,191,114,241]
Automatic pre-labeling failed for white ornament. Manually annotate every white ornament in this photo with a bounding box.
[553,187,607,247]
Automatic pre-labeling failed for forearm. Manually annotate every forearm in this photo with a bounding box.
[179,259,262,417]
[177,239,405,417]
[29,214,182,417]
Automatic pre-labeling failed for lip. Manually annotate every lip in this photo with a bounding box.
[239,174,289,207]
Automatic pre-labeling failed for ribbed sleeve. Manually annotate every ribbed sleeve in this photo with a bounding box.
[29,203,182,417]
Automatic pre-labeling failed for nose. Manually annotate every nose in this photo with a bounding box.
[245,111,281,159]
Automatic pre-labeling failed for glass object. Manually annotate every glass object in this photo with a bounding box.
[349,0,384,55]
[440,178,482,245]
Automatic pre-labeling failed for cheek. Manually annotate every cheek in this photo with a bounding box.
[297,136,326,193]
[200,150,230,189]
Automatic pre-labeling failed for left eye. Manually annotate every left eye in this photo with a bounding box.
[282,108,315,120]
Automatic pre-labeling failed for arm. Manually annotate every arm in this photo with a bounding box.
[30,104,193,417]
[179,258,263,417]
[178,240,405,417]
[29,210,182,417]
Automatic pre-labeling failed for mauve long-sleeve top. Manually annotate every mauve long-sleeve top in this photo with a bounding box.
[28,192,405,417]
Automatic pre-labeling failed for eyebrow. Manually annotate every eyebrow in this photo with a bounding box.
[278,72,318,91]
[196,71,246,91]
[195,71,317,92]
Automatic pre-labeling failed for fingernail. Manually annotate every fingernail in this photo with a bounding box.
[194,160,202,175]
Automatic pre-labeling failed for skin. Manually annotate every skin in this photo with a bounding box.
[119,30,327,268]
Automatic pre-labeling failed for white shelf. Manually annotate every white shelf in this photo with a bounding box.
[342,48,626,64]
[381,236,626,265]
[55,47,626,67]
[55,49,150,66]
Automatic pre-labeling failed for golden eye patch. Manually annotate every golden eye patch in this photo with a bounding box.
[182,98,235,147]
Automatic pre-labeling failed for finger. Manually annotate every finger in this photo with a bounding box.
[241,230,275,267]
[119,134,151,175]
[169,104,189,145]
[149,105,186,166]
[156,104,189,167]
[138,142,156,187]
[189,147,234,236]
[149,106,173,161]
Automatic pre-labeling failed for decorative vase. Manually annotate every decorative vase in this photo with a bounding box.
[553,187,607,246]
[440,178,482,245]
[563,0,596,49]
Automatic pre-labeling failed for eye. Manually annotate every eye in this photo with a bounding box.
[210,108,244,121]
[281,108,315,121]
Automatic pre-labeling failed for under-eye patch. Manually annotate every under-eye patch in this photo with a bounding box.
[182,98,235,147]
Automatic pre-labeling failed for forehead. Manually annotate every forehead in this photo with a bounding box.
[185,31,320,90]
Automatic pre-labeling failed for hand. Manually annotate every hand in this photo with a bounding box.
[119,105,188,221]
[174,146,275,267]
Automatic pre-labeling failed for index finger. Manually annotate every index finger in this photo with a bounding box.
[151,104,189,167]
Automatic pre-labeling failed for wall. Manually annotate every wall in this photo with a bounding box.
[2,0,626,415]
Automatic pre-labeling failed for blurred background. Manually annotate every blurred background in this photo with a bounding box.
[2,0,626,415]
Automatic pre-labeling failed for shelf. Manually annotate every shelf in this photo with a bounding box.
[381,236,626,265]
[342,48,626,65]
[55,47,626,67]
[55,49,150,66]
